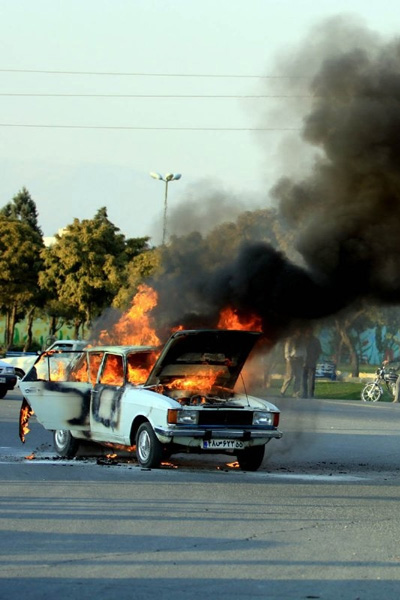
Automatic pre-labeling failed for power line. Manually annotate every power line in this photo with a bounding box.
[0,68,310,79]
[0,123,301,131]
[0,93,313,98]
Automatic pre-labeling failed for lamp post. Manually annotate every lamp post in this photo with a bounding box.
[150,172,182,245]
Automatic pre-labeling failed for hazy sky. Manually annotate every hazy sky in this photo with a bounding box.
[1,0,400,243]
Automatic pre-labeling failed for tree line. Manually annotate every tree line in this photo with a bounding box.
[1,187,400,376]
[0,188,160,350]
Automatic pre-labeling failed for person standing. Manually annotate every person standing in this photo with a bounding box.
[280,331,306,398]
[302,330,322,398]
[382,357,400,403]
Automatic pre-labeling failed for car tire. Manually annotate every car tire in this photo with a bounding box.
[53,429,80,458]
[236,445,265,471]
[136,422,163,469]
[15,369,25,380]
[0,386,7,399]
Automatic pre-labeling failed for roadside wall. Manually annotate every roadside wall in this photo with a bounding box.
[0,317,76,350]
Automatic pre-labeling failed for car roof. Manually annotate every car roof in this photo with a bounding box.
[51,339,85,345]
[83,345,157,356]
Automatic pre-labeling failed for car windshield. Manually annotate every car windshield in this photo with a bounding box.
[127,351,158,384]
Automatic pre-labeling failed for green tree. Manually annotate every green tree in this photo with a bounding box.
[112,248,162,309]
[371,305,400,362]
[0,216,44,348]
[333,309,365,377]
[125,236,152,260]
[39,208,134,337]
[1,187,42,236]
[204,208,291,266]
[330,303,390,376]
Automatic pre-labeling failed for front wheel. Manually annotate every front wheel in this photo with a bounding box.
[136,422,164,468]
[53,430,80,458]
[236,445,265,471]
[361,382,382,402]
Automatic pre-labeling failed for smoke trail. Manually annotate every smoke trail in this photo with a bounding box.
[146,16,400,342]
[91,16,400,348]
[273,17,400,306]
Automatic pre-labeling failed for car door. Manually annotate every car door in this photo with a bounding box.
[90,352,126,443]
[19,351,92,431]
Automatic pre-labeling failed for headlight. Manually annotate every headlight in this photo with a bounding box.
[253,411,279,426]
[167,409,199,425]
[5,367,15,374]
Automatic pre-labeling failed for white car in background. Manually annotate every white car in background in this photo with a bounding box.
[19,329,282,471]
[3,339,87,380]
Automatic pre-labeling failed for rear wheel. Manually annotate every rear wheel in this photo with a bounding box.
[236,445,265,471]
[361,383,382,402]
[136,422,163,468]
[53,430,80,458]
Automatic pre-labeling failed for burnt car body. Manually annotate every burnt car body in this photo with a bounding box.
[19,329,282,470]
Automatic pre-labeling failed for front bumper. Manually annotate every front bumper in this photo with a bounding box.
[0,374,17,390]
[155,426,283,441]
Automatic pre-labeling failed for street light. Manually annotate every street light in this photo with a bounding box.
[150,172,182,245]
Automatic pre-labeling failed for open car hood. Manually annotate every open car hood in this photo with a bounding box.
[145,329,261,390]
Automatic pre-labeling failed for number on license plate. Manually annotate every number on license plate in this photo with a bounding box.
[202,439,244,450]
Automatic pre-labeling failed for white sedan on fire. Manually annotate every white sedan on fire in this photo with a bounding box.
[19,329,282,471]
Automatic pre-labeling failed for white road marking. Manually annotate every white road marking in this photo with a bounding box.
[268,472,367,482]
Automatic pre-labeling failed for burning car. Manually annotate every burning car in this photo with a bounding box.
[19,329,282,471]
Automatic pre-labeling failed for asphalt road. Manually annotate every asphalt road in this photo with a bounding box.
[1,388,400,599]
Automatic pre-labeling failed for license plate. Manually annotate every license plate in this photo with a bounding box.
[202,439,244,450]
[0,377,5,383]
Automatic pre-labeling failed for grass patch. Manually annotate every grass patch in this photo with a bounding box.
[314,381,363,400]
[266,377,393,401]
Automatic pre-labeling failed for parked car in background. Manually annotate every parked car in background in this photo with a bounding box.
[2,339,87,380]
[315,360,337,380]
[19,329,283,471]
[0,359,17,398]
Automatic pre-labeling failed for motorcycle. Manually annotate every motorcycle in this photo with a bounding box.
[361,365,398,402]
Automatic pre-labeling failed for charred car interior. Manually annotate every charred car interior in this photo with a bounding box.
[19,329,282,471]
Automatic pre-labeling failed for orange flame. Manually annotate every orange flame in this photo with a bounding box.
[50,359,68,381]
[103,442,136,453]
[25,453,35,460]
[69,360,88,382]
[127,365,153,384]
[33,352,71,382]
[100,355,124,386]
[100,284,161,346]
[217,307,262,331]
[19,397,34,443]
[165,368,225,393]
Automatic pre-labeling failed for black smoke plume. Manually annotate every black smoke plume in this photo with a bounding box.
[93,17,400,346]
[147,17,400,344]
